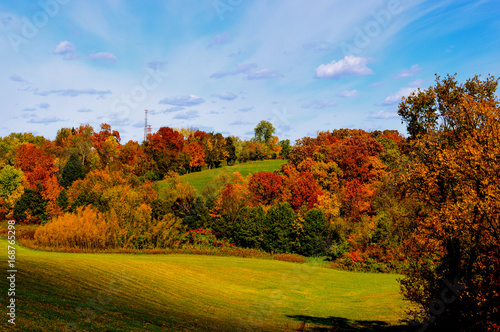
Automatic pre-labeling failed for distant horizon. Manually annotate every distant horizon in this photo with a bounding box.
[1,0,499,143]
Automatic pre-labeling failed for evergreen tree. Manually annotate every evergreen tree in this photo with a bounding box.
[60,153,85,188]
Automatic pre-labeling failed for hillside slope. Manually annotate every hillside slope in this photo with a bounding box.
[0,239,409,331]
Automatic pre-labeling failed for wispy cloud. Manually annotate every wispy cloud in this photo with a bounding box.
[213,92,237,100]
[408,78,428,87]
[379,87,417,106]
[315,56,374,79]
[77,108,93,113]
[395,64,422,79]
[369,110,399,119]
[147,60,166,70]
[208,32,232,48]
[230,120,253,125]
[338,89,359,98]
[9,75,27,83]
[54,41,78,60]
[89,52,117,64]
[301,99,337,109]
[238,107,253,112]
[151,106,185,114]
[22,107,36,112]
[173,110,199,120]
[210,63,257,79]
[246,69,283,80]
[159,95,205,106]
[35,88,112,97]
[27,116,64,124]
[38,103,50,109]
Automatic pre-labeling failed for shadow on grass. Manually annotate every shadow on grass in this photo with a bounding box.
[287,315,413,331]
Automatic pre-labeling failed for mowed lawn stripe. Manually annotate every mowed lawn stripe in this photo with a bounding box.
[1,239,408,331]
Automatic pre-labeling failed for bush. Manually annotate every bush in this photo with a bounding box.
[34,206,116,249]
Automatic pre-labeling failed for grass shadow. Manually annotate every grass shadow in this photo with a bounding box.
[287,315,413,331]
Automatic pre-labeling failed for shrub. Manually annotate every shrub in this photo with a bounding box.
[34,206,116,249]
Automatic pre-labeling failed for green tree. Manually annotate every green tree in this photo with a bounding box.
[13,185,47,223]
[262,202,295,253]
[297,208,327,256]
[253,120,276,144]
[0,165,24,199]
[279,139,291,159]
[225,136,237,166]
[60,152,85,188]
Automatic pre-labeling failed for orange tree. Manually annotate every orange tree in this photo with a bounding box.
[398,75,500,331]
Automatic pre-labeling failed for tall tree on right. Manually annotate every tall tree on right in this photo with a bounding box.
[398,74,500,331]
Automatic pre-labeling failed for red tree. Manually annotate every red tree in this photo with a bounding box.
[248,172,283,205]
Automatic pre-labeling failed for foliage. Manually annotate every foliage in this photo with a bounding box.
[60,152,85,188]
[262,202,296,253]
[232,205,266,249]
[0,165,24,199]
[398,75,500,330]
[34,206,116,249]
[248,171,283,205]
[13,185,47,223]
[253,120,276,144]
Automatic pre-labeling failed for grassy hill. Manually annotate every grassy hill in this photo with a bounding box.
[160,159,288,192]
[0,239,409,331]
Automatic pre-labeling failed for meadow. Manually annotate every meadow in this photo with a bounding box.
[0,238,409,331]
[158,159,287,192]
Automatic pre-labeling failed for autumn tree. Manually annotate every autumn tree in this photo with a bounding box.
[144,126,184,176]
[0,132,46,167]
[15,143,57,188]
[248,172,283,205]
[398,75,500,330]
[204,133,228,169]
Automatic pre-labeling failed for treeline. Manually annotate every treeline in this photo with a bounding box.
[0,75,499,331]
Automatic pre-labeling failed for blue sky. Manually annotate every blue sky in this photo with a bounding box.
[1,0,499,143]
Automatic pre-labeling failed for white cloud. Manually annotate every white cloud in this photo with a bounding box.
[210,63,257,79]
[315,56,374,79]
[89,52,117,64]
[379,87,417,106]
[395,64,422,79]
[338,89,359,98]
[54,41,78,60]
[159,95,205,106]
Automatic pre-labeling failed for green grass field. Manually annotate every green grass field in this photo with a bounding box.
[0,239,409,331]
[159,159,288,192]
